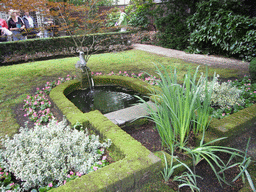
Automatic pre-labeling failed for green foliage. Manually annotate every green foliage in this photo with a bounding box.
[141,65,215,149]
[161,150,182,183]
[155,14,189,50]
[232,138,256,192]
[249,58,256,82]
[161,151,201,191]
[187,0,256,61]
[0,118,111,190]
[126,2,154,30]
[180,132,252,188]
[162,131,255,190]
[154,0,194,50]
[105,7,120,28]
[0,168,21,191]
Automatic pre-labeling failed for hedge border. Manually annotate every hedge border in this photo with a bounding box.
[0,32,133,65]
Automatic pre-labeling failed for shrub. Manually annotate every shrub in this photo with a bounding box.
[187,0,256,61]
[199,76,245,109]
[126,2,155,30]
[0,32,132,64]
[249,58,256,82]
[0,118,111,190]
[155,13,189,50]
[130,31,158,45]
[105,7,120,28]
[154,0,194,50]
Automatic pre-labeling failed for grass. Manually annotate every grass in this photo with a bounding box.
[0,49,243,138]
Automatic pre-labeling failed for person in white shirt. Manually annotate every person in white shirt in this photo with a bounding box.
[116,8,128,32]
[23,11,41,38]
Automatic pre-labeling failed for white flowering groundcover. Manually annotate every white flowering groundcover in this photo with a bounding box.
[0,118,111,191]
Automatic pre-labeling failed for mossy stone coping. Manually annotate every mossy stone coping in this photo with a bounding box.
[198,104,256,145]
[49,75,161,191]
[50,75,256,191]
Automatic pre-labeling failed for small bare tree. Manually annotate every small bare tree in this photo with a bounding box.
[47,0,110,62]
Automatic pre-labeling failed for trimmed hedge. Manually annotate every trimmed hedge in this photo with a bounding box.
[0,32,132,64]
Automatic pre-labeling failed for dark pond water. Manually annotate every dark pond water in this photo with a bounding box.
[66,86,148,114]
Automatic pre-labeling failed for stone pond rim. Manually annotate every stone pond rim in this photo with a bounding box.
[49,75,162,191]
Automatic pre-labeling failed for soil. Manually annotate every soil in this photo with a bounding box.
[122,121,244,192]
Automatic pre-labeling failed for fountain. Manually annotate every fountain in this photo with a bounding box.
[75,51,94,89]
[72,51,149,114]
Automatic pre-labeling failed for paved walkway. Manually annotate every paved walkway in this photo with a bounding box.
[133,44,250,72]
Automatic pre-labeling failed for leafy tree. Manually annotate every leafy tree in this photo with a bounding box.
[125,0,155,30]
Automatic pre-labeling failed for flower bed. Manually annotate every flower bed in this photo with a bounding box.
[208,75,256,119]
[7,68,256,191]
[23,75,75,125]
[0,75,114,191]
[0,119,111,191]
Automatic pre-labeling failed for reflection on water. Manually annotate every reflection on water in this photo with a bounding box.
[66,86,148,114]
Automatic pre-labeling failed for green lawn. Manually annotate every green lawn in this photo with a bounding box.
[0,49,243,137]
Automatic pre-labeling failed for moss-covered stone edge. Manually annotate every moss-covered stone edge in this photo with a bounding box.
[49,76,162,191]
[199,104,256,145]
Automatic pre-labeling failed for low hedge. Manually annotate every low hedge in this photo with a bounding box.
[0,32,132,65]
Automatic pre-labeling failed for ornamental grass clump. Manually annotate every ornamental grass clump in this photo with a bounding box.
[0,118,111,191]
[141,64,215,149]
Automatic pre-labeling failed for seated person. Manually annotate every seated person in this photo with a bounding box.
[23,11,41,38]
[42,9,54,38]
[8,10,26,41]
[0,18,12,42]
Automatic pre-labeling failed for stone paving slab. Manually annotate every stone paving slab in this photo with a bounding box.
[104,101,156,125]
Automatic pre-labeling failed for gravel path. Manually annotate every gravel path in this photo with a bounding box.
[133,44,250,72]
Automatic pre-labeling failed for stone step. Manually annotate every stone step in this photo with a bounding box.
[104,101,157,125]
